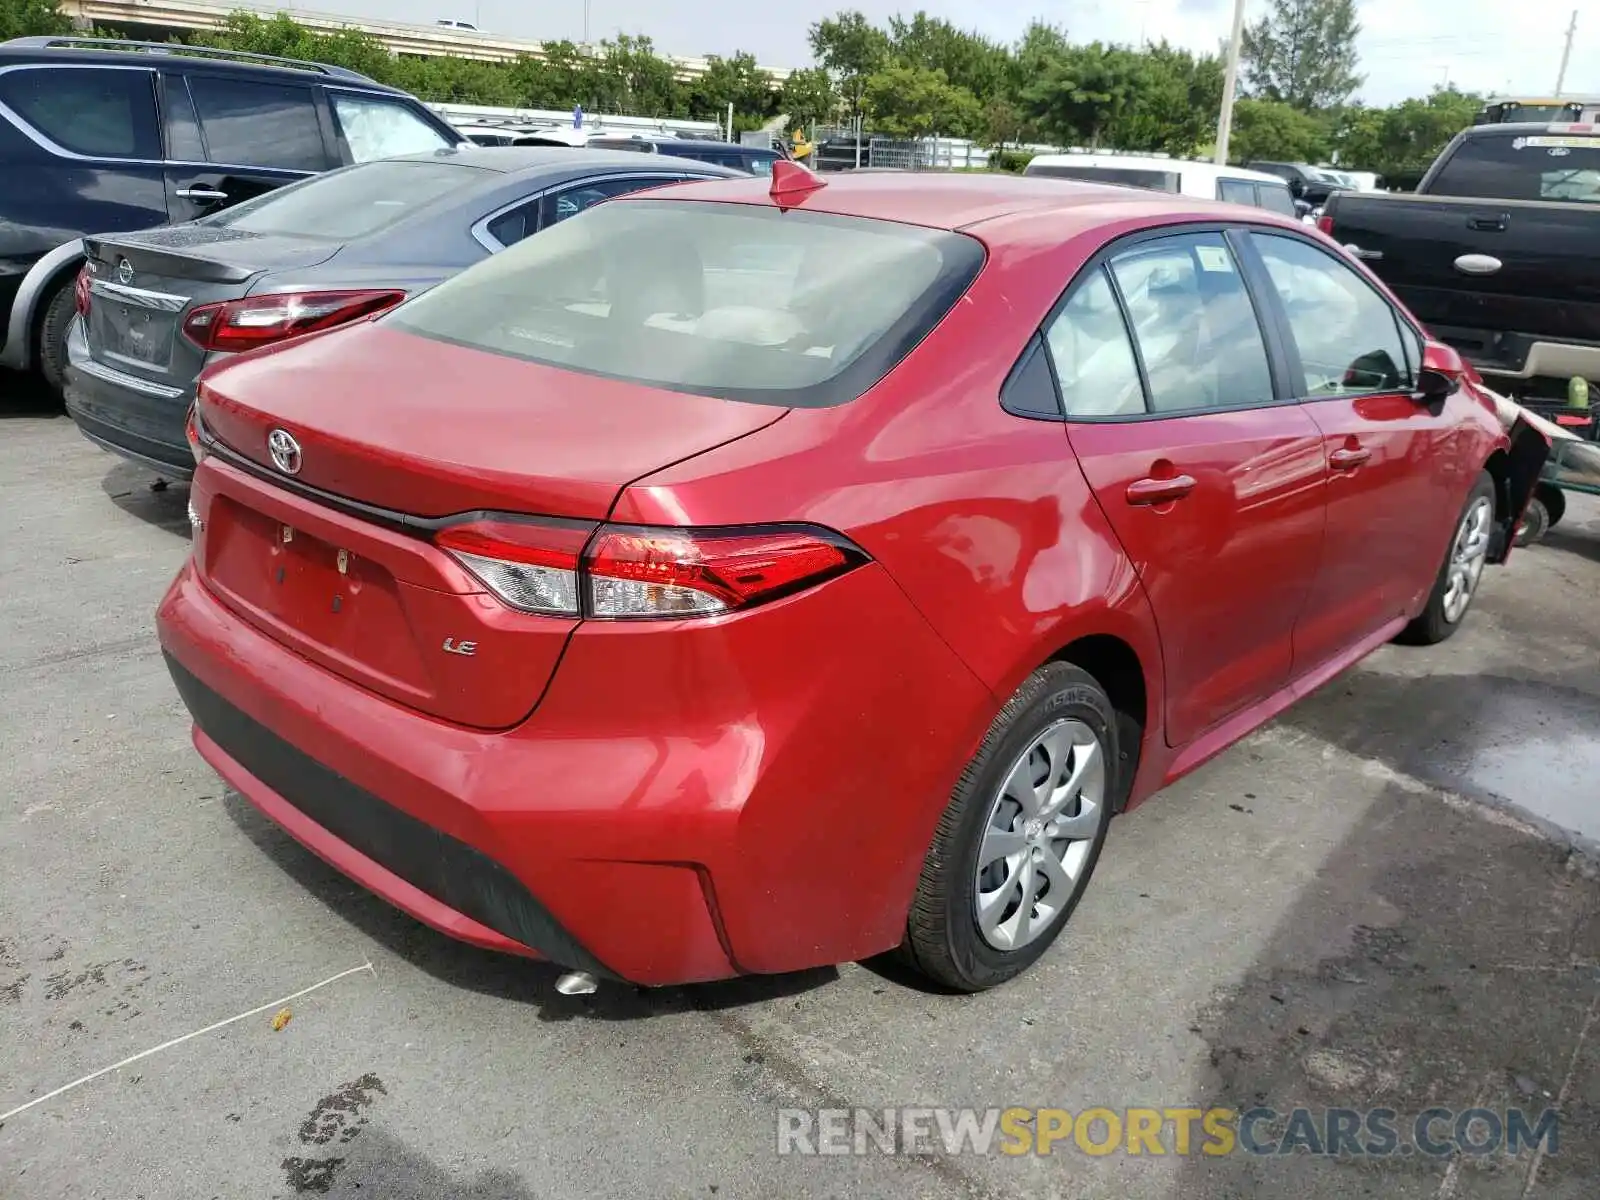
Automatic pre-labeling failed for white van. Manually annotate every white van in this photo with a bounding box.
[1022,154,1300,216]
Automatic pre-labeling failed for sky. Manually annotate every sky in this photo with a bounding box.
[292,0,1596,107]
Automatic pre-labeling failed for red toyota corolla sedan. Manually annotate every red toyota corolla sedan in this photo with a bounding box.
[157,167,1541,992]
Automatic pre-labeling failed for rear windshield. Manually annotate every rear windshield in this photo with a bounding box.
[1430,132,1600,203]
[387,199,985,406]
[1024,165,1180,192]
[202,160,488,239]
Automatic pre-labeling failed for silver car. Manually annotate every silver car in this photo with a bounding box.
[64,146,738,479]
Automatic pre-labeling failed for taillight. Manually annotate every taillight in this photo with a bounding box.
[434,519,866,619]
[434,519,591,616]
[1316,214,1335,235]
[184,403,204,465]
[74,265,93,317]
[181,289,405,353]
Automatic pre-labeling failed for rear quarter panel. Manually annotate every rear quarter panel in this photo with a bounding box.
[614,209,1176,796]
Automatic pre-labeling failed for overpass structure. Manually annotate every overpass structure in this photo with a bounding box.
[56,0,795,80]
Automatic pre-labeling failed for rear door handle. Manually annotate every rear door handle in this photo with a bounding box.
[1329,447,1372,470]
[1344,243,1384,261]
[176,186,229,202]
[1467,214,1509,232]
[1126,474,1197,506]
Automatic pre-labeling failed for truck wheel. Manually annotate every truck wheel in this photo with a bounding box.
[36,275,76,396]
[1538,485,1566,530]
[1516,496,1550,547]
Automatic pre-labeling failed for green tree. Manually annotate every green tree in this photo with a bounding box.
[1242,0,1364,111]
[863,63,981,139]
[687,51,776,126]
[777,66,838,127]
[809,10,888,129]
[1227,97,1330,162]
[592,34,682,116]
[1023,42,1148,148]
[0,0,69,38]
[1118,42,1225,154]
[885,11,1009,101]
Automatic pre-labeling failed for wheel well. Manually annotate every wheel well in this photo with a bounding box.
[1048,634,1147,811]
[1484,449,1511,525]
[29,259,83,353]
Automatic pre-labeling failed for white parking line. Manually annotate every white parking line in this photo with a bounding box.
[0,960,374,1123]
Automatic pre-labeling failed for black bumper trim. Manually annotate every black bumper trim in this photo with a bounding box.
[164,652,618,980]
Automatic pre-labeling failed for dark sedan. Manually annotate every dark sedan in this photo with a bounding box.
[63,147,740,479]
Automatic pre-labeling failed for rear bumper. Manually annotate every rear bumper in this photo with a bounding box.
[156,550,993,984]
[64,317,194,478]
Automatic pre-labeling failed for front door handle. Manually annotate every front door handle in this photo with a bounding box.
[1126,474,1197,506]
[1329,447,1372,470]
[176,186,229,202]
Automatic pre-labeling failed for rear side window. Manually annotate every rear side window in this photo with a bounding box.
[389,200,985,406]
[0,66,159,158]
[188,76,327,171]
[1430,132,1600,202]
[205,160,486,240]
[1108,232,1275,413]
[330,92,453,162]
[1026,164,1179,192]
[1042,268,1144,418]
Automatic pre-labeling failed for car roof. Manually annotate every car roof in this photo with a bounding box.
[0,39,409,95]
[1025,155,1286,185]
[388,145,743,175]
[635,171,1304,234]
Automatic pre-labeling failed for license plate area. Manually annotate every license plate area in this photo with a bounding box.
[91,300,176,371]
[203,495,427,691]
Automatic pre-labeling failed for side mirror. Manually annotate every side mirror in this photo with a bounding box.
[1414,341,1464,404]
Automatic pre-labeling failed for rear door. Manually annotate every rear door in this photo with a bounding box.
[163,71,332,222]
[1243,229,1468,668]
[1052,228,1328,747]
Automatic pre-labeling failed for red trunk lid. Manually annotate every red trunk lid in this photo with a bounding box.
[190,323,787,729]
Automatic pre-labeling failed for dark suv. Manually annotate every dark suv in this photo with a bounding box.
[583,136,783,176]
[1243,161,1349,207]
[0,36,462,394]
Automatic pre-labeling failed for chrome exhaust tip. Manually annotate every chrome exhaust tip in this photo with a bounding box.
[554,970,599,996]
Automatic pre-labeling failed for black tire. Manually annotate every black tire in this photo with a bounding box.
[1539,485,1566,530]
[35,274,77,396]
[899,662,1119,992]
[1515,496,1550,548]
[1399,471,1497,645]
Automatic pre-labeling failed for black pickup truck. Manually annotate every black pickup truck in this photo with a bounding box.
[1320,123,1600,401]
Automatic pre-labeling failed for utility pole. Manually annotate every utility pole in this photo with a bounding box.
[1214,0,1248,165]
[1555,10,1577,96]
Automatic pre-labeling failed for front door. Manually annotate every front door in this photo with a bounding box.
[1047,229,1328,747]
[1243,231,1467,671]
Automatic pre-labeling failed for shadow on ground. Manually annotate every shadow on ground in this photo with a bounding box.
[0,370,63,418]
[99,461,192,539]
[1171,772,1599,1198]
[222,792,839,1020]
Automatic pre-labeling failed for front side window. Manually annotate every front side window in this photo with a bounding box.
[1042,268,1144,418]
[388,199,985,406]
[187,75,327,171]
[1108,232,1275,413]
[539,175,666,228]
[1252,233,1411,395]
[330,92,453,163]
[0,66,159,158]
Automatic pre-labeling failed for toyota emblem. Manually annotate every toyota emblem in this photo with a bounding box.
[116,258,134,286]
[267,429,302,475]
